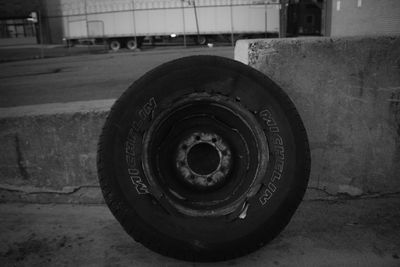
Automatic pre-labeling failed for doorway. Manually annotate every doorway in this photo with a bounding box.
[286,0,324,37]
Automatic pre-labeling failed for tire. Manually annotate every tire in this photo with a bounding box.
[196,35,207,45]
[109,39,121,51]
[97,56,310,261]
[126,39,137,50]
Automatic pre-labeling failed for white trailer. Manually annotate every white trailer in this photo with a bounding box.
[58,0,280,50]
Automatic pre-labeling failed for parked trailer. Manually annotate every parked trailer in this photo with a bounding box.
[60,0,280,51]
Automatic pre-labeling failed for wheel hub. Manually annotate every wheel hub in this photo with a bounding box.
[176,132,232,190]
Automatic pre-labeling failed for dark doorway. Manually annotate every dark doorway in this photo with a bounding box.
[286,0,323,37]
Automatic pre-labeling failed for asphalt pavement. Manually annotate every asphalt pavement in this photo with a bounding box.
[0,45,233,107]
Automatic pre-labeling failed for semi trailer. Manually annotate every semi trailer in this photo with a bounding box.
[60,0,281,51]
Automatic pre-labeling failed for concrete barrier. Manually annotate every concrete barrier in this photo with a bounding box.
[235,36,400,197]
[0,100,113,203]
[1,36,399,203]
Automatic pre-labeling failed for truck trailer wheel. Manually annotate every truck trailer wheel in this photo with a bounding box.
[97,56,310,261]
[126,39,138,50]
[195,35,207,45]
[109,39,121,51]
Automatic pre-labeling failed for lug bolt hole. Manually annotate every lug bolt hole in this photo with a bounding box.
[195,136,201,141]
[207,177,212,183]
[212,138,217,143]
[182,144,188,150]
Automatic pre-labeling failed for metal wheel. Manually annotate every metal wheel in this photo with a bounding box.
[126,39,137,50]
[142,94,268,217]
[109,39,121,51]
[196,35,207,45]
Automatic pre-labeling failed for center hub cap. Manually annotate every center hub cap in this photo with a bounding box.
[176,132,232,190]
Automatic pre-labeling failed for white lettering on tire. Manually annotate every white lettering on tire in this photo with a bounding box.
[259,109,285,205]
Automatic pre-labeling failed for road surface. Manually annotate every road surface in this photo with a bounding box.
[0,46,233,107]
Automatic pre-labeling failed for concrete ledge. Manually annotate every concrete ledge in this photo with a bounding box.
[2,36,400,203]
[0,99,114,118]
[0,99,114,203]
[235,36,400,196]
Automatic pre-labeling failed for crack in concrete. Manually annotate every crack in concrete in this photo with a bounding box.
[0,68,63,80]
[0,184,99,195]
[15,134,29,180]
[1,184,399,202]
[307,186,400,201]
[308,186,337,197]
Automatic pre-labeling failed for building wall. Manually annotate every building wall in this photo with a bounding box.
[0,0,41,19]
[0,0,64,44]
[329,0,400,36]
[42,0,64,44]
[0,0,40,43]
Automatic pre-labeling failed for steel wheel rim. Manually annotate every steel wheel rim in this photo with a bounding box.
[142,93,269,218]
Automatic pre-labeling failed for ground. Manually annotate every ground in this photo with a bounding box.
[0,196,399,266]
[1,44,399,266]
